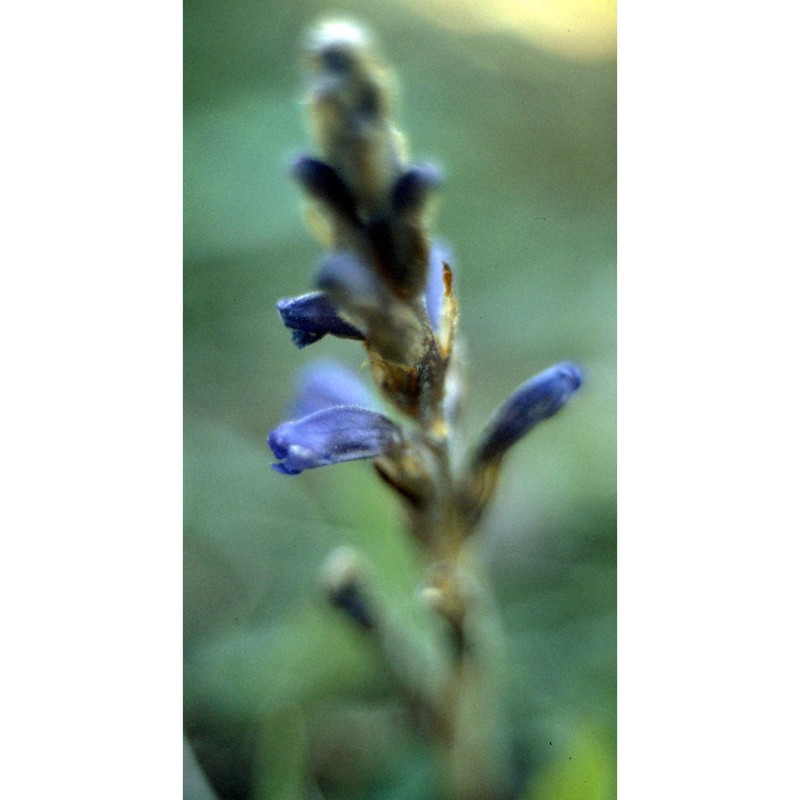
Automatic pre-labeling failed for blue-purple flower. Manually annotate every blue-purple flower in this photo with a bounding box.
[316,252,384,311]
[473,362,583,465]
[288,360,377,419]
[276,291,365,349]
[269,405,404,475]
[269,360,401,475]
[317,252,424,363]
[391,164,442,215]
[291,155,360,225]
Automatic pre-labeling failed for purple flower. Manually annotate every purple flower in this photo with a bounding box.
[289,360,376,419]
[291,155,359,225]
[316,252,383,309]
[473,362,583,465]
[276,291,365,348]
[269,406,404,475]
[391,164,442,214]
[317,252,423,363]
[359,167,442,298]
[425,242,452,334]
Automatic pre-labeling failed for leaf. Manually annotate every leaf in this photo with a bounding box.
[524,723,615,800]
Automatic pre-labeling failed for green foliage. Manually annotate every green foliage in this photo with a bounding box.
[252,706,308,800]
[524,724,616,800]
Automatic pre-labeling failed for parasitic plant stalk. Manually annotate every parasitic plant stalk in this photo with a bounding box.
[268,20,582,799]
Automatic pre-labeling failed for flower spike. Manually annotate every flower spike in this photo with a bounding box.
[263,23,590,798]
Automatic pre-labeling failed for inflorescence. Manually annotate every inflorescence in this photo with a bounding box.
[266,20,583,799]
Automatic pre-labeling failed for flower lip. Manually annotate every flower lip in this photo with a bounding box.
[267,432,289,462]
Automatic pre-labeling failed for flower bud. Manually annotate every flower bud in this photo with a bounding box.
[472,362,583,465]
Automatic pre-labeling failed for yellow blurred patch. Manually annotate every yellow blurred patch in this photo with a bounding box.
[397,0,616,60]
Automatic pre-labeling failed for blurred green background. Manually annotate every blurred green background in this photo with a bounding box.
[184,1,616,798]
